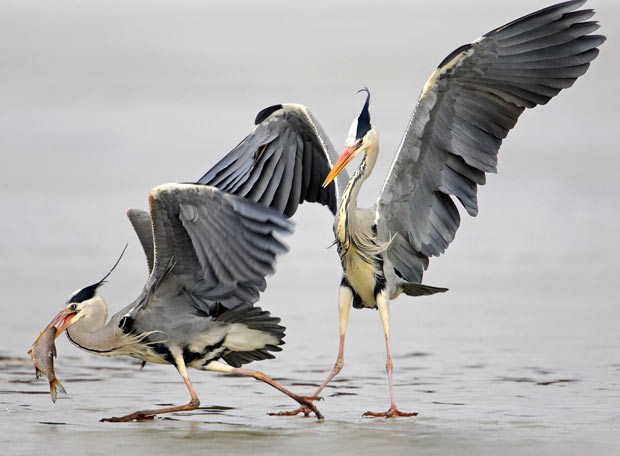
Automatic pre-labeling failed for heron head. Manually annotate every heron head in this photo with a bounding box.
[32,245,127,343]
[33,282,107,344]
[322,88,375,187]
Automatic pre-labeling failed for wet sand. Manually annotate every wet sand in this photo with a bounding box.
[1,0,619,454]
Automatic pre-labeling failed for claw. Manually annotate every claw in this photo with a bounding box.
[269,396,324,420]
[363,406,418,418]
[100,412,156,422]
[268,406,313,417]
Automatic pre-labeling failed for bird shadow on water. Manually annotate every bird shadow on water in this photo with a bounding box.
[493,365,581,387]
[494,376,579,387]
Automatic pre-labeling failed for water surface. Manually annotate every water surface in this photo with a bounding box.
[1,1,618,454]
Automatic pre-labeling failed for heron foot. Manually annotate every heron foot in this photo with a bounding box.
[269,406,313,418]
[268,396,323,419]
[100,411,156,422]
[362,406,418,418]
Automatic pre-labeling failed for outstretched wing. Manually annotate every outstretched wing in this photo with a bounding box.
[198,104,349,217]
[129,183,294,309]
[377,0,604,283]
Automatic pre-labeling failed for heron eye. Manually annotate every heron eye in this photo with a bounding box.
[68,303,78,312]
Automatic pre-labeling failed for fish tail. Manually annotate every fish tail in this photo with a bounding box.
[49,378,67,403]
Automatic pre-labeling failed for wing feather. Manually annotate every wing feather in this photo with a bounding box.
[377,0,604,284]
[198,104,347,217]
[126,208,155,273]
[142,183,294,307]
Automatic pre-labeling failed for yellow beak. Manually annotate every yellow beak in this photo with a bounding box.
[322,143,360,188]
[32,309,78,345]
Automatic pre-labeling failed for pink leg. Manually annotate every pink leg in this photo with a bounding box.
[270,285,353,418]
[204,360,323,419]
[101,357,200,422]
[233,367,323,419]
[363,291,418,418]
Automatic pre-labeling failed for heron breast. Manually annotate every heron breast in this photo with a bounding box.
[343,253,379,308]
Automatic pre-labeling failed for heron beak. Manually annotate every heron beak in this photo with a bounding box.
[33,309,78,344]
[52,310,79,336]
[322,143,360,187]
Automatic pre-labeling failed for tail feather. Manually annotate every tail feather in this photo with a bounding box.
[401,283,448,297]
[215,303,286,368]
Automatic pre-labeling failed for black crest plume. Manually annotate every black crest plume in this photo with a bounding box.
[355,87,372,140]
[68,244,129,303]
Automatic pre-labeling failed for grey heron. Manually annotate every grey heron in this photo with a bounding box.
[199,0,605,417]
[35,183,324,421]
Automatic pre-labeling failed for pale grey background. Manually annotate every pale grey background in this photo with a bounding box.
[1,1,618,454]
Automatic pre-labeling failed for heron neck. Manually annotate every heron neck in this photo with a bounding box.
[336,141,378,243]
[65,300,126,354]
[343,141,377,213]
[349,148,377,207]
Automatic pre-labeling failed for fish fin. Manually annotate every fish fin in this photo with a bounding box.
[28,349,40,378]
[49,379,67,403]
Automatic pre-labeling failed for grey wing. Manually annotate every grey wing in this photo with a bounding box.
[197,104,349,217]
[377,0,604,283]
[126,208,154,273]
[143,183,294,308]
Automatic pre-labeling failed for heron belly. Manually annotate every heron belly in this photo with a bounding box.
[343,252,379,308]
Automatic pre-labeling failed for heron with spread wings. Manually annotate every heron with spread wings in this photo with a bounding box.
[34,183,324,421]
[199,0,605,417]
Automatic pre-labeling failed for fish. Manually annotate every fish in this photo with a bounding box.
[28,325,67,403]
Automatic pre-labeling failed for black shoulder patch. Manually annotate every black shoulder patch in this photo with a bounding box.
[255,104,283,125]
[207,302,227,318]
[68,282,102,303]
[118,315,136,334]
[437,43,473,69]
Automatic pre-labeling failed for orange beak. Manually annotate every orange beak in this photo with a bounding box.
[31,309,78,345]
[322,143,360,188]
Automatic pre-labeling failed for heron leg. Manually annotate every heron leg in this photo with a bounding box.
[314,283,353,394]
[205,360,323,420]
[100,356,200,423]
[269,283,353,418]
[363,290,418,418]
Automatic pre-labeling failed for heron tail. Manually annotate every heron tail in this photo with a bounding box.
[401,282,448,297]
[215,303,286,368]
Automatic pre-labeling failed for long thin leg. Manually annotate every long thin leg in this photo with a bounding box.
[205,360,323,419]
[363,290,418,418]
[313,283,353,395]
[270,283,353,417]
[101,356,200,422]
